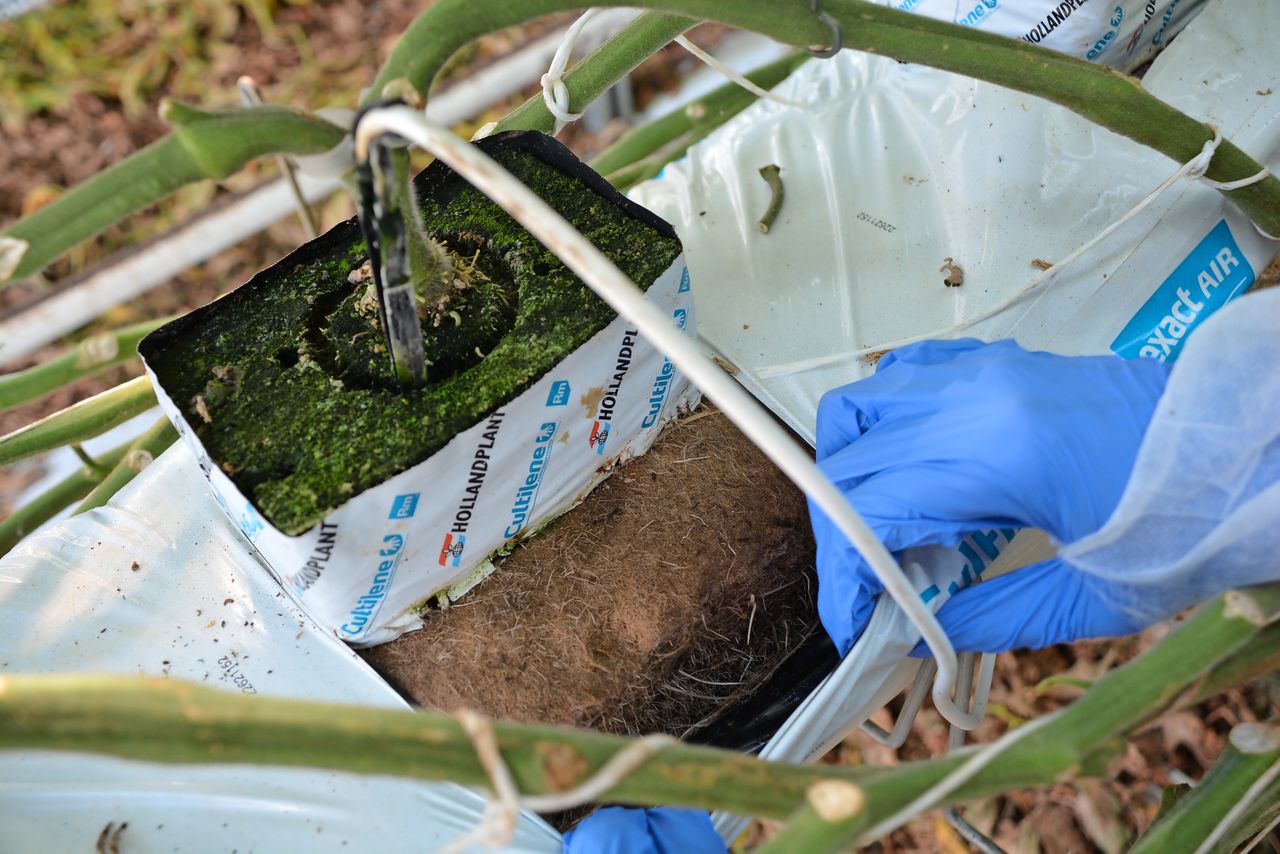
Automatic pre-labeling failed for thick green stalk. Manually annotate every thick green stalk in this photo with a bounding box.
[74,417,178,513]
[491,12,694,135]
[0,586,1276,842]
[0,376,156,467]
[757,790,866,854]
[823,586,1280,848]
[0,102,344,284]
[1129,721,1280,854]
[601,121,716,191]
[0,673,840,821]
[1186,619,1280,705]
[0,438,132,556]
[0,318,170,412]
[591,51,810,179]
[375,0,1280,235]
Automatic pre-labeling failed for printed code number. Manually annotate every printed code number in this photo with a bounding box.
[858,212,896,233]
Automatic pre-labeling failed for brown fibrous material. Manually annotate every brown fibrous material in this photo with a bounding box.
[360,410,819,738]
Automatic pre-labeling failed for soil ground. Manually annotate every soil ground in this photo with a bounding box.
[2,3,1279,852]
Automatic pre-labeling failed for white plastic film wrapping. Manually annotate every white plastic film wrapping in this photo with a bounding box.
[876,0,1207,70]
[0,442,561,853]
[1061,287,1280,622]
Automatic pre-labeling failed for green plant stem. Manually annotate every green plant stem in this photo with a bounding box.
[0,103,344,284]
[1129,720,1280,854]
[600,120,718,191]
[0,438,132,556]
[0,586,1276,845]
[1186,619,1280,705]
[74,417,178,513]
[491,12,695,135]
[590,51,809,179]
[824,586,1280,849]
[0,317,170,412]
[0,376,155,468]
[757,797,864,854]
[375,0,1280,235]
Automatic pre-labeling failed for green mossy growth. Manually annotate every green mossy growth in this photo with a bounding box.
[147,139,681,535]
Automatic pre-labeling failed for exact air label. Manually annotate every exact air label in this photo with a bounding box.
[1111,219,1254,364]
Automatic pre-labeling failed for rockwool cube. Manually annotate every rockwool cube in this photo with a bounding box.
[142,132,698,644]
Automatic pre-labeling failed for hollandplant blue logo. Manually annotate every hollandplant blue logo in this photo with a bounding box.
[1111,220,1254,364]
[546,380,571,407]
[389,492,420,519]
[678,267,691,293]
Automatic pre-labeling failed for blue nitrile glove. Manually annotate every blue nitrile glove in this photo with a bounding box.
[563,807,726,854]
[809,338,1171,655]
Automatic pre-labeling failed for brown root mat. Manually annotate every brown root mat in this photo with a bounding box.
[359,408,820,738]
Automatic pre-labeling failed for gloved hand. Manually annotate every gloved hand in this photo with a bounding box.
[563,806,725,854]
[809,338,1171,655]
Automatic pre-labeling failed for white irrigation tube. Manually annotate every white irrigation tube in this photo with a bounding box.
[352,104,983,730]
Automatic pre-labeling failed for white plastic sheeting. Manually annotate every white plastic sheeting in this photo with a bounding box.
[0,444,560,853]
[626,0,1280,837]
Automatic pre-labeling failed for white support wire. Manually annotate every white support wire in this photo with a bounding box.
[543,9,806,136]
[540,9,602,132]
[674,35,809,109]
[353,106,988,735]
[757,126,1275,381]
[858,710,1057,844]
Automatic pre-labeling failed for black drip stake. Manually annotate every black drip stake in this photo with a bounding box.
[354,102,428,389]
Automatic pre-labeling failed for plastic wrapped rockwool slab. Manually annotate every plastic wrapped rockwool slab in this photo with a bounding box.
[0,442,561,852]
[631,0,1278,821]
[141,135,700,646]
[146,262,696,646]
[874,0,1208,70]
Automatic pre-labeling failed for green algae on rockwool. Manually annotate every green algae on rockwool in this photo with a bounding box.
[144,135,682,535]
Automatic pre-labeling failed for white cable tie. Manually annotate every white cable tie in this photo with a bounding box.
[756,125,1258,381]
[541,9,600,133]
[674,35,808,110]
